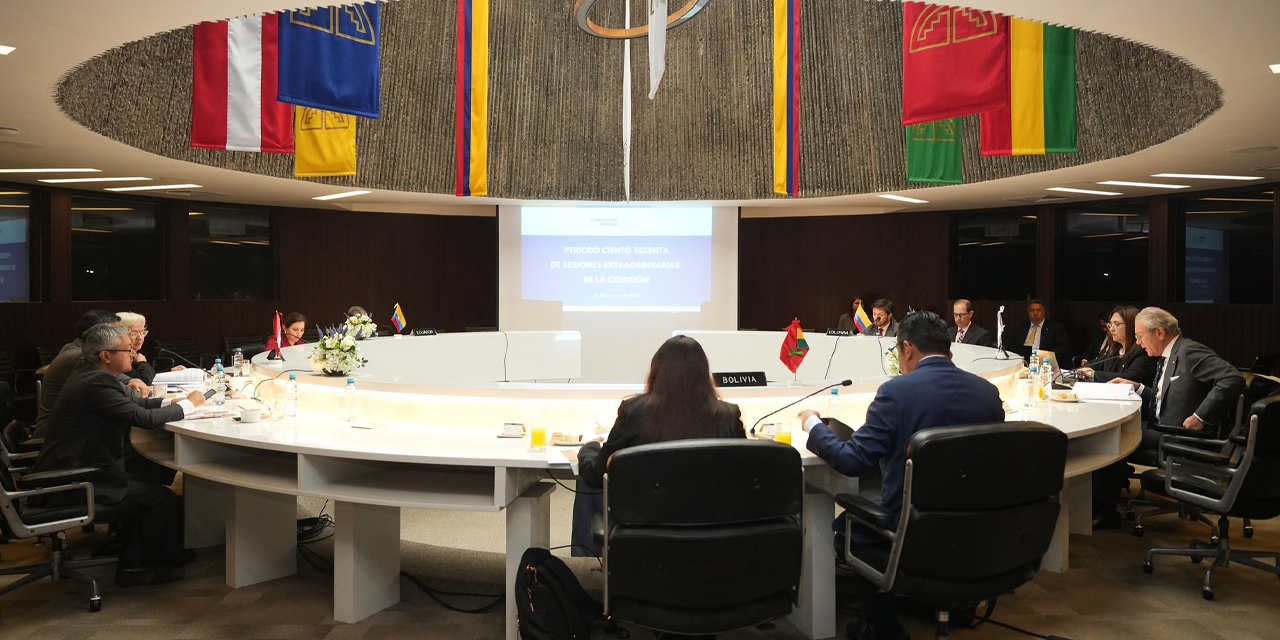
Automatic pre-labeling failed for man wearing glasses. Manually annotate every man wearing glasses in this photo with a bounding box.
[947,298,995,347]
[797,311,1005,640]
[33,324,207,587]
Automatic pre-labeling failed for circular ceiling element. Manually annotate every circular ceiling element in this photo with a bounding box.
[54,0,1220,202]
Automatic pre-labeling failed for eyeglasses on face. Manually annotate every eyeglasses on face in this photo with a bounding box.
[128,330,149,338]
[953,312,971,317]
[103,348,137,354]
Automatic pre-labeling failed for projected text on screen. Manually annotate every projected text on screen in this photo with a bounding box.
[521,206,712,311]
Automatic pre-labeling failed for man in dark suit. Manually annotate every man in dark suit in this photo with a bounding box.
[33,310,122,438]
[800,311,1005,640]
[1093,307,1245,528]
[947,298,995,347]
[1002,299,1070,366]
[34,324,207,586]
[865,298,900,338]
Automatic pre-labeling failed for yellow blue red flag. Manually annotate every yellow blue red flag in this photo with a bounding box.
[391,303,407,333]
[456,0,489,196]
[772,0,800,196]
[853,304,872,333]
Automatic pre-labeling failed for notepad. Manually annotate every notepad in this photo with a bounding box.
[1071,382,1139,401]
[153,369,206,385]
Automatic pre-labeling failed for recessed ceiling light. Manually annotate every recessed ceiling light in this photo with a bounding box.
[0,45,14,56]
[878,194,928,204]
[0,168,100,174]
[1084,232,1125,238]
[1046,187,1123,196]
[1152,173,1263,181]
[1271,63,1280,74]
[188,211,205,216]
[313,190,372,201]
[1186,210,1247,215]
[0,191,28,195]
[39,177,151,184]
[0,204,29,208]
[1198,197,1272,202]
[104,183,201,192]
[1097,181,1189,189]
[1021,215,1038,219]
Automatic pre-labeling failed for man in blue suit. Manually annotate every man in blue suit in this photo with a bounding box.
[800,310,1006,640]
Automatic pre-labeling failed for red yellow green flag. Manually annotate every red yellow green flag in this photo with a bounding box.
[979,19,1076,156]
[780,318,809,374]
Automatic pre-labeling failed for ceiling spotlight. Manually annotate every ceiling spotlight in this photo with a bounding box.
[313,190,372,201]
[0,168,100,174]
[1271,63,1280,74]
[1046,187,1123,196]
[1097,181,1189,189]
[1151,173,1263,181]
[878,194,928,204]
[104,183,201,192]
[39,177,151,184]
[0,45,14,56]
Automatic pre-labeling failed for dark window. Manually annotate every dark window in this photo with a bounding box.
[70,196,162,301]
[189,206,274,300]
[1180,187,1274,304]
[1057,202,1149,301]
[0,189,32,302]
[950,210,1037,299]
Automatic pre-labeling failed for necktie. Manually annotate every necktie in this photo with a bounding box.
[956,328,966,343]
[1025,324,1039,348]
[1152,356,1167,420]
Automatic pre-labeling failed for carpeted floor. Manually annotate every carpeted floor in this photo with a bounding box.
[3,482,1280,640]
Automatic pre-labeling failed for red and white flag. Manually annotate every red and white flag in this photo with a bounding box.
[272,310,283,357]
[192,14,294,153]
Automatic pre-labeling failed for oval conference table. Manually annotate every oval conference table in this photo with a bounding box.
[132,330,1140,640]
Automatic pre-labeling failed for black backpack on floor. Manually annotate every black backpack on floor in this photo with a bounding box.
[515,547,619,640]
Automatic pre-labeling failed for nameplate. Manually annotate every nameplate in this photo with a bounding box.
[714,372,767,387]
[826,329,853,337]
[412,328,438,336]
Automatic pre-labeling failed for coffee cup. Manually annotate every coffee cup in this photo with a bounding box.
[240,408,261,423]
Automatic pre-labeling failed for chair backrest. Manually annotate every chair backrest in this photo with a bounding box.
[894,422,1066,588]
[0,350,14,384]
[1250,354,1280,377]
[1233,396,1280,517]
[223,335,263,358]
[36,345,62,366]
[154,339,201,368]
[602,438,803,634]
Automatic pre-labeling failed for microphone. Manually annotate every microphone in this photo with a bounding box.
[750,379,853,435]
[157,348,212,376]
[1077,352,1125,370]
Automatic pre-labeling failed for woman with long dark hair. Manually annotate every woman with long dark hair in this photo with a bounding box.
[1076,305,1156,384]
[577,335,744,489]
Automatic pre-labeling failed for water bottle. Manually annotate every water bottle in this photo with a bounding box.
[284,373,299,418]
[213,365,226,406]
[343,377,358,423]
[824,387,843,422]
[232,348,244,377]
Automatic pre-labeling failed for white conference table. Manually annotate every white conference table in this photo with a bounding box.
[132,331,1139,640]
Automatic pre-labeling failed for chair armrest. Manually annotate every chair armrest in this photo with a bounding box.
[12,437,43,453]
[16,466,102,489]
[6,450,38,467]
[835,493,894,531]
[1162,440,1231,466]
[590,511,604,545]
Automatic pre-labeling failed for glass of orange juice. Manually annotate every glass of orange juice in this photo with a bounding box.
[775,426,792,445]
[530,425,547,451]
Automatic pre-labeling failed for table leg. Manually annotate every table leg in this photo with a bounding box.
[226,486,296,587]
[184,475,230,549]
[1044,474,1092,573]
[504,483,554,640]
[790,486,837,639]
[334,502,401,623]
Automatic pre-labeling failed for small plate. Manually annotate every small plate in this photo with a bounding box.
[1050,395,1080,403]
[552,439,584,447]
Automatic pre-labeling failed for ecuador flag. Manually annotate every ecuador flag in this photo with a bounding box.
[780,318,809,374]
[980,19,1077,156]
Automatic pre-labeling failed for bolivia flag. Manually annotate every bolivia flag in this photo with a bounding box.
[780,318,809,374]
[979,19,1076,156]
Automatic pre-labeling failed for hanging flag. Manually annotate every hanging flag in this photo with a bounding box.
[272,310,283,357]
[772,0,800,197]
[979,20,1076,156]
[456,0,489,196]
[192,14,294,153]
[277,3,381,118]
[902,2,1009,125]
[780,318,809,374]
[391,303,407,333]
[852,304,872,333]
[906,118,963,184]
[648,0,668,99]
[294,107,357,177]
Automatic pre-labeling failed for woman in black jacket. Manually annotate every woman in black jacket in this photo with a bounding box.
[1076,304,1157,386]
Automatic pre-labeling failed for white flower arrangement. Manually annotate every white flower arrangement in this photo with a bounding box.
[308,325,369,375]
[884,344,901,376]
[344,314,378,340]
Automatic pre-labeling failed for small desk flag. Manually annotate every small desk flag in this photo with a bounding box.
[391,303,407,333]
[852,304,872,333]
[272,310,283,357]
[780,318,809,374]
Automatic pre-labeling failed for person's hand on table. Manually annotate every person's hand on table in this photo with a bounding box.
[171,364,186,371]
[186,391,207,407]
[1075,367,1094,381]
[588,436,603,443]
[1108,377,1139,391]
[126,379,152,396]
[798,410,820,431]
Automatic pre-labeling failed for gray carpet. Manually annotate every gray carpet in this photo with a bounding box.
[4,481,1280,639]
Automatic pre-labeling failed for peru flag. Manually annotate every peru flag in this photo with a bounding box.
[192,14,294,153]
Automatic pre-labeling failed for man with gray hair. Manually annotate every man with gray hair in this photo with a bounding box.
[33,324,207,586]
[1093,306,1244,528]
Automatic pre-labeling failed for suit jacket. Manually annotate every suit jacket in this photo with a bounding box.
[864,319,899,338]
[117,361,157,386]
[948,323,995,348]
[577,394,744,489]
[34,366,187,504]
[805,357,1005,532]
[1092,348,1158,386]
[1003,320,1071,367]
[1142,337,1244,431]
[34,341,82,438]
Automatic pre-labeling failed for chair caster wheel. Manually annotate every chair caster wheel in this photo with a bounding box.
[1143,561,1153,574]
[1191,556,1203,564]
[1211,536,1219,545]
[89,597,102,612]
[1202,588,1214,601]
[1244,526,1255,538]
[1125,510,1136,521]
[1132,525,1144,537]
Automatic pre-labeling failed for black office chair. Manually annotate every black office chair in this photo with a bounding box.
[0,351,37,421]
[1140,395,1280,599]
[0,462,120,613]
[153,339,215,371]
[222,335,266,362]
[600,439,803,636]
[836,422,1067,640]
[35,346,62,368]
